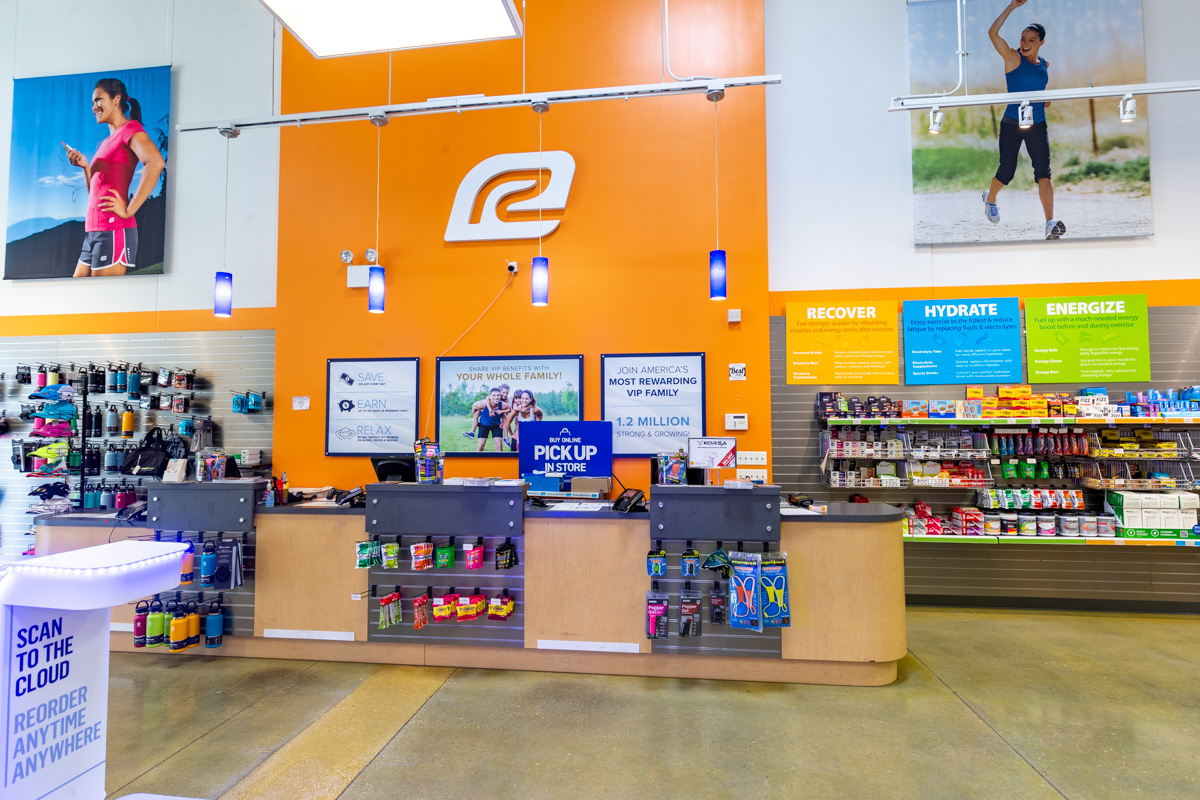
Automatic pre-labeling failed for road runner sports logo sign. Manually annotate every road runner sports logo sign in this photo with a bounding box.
[444,151,576,242]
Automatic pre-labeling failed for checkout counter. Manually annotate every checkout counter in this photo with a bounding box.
[35,483,907,686]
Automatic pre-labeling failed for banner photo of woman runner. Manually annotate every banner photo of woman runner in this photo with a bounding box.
[435,355,584,456]
[907,0,1150,245]
[4,65,169,279]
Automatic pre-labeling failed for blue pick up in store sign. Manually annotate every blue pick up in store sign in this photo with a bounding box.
[902,297,1023,385]
[519,421,613,479]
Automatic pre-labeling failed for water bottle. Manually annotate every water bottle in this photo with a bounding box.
[180,541,194,585]
[105,405,120,435]
[122,406,135,439]
[105,445,121,473]
[133,600,149,648]
[185,601,200,649]
[99,483,115,510]
[146,598,167,647]
[115,365,127,393]
[205,601,224,648]
[168,602,189,652]
[105,365,119,394]
[199,540,217,587]
[35,365,47,388]
[127,367,142,399]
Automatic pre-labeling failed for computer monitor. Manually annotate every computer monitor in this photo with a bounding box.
[648,456,705,486]
[371,455,416,483]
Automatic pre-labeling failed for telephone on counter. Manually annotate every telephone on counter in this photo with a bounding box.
[612,488,646,513]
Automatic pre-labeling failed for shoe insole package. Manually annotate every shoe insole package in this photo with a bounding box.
[728,551,762,632]
[760,551,791,628]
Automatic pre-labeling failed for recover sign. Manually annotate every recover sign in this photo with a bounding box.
[519,421,613,478]
[785,300,899,384]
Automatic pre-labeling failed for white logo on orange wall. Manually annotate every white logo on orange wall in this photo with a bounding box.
[444,151,576,242]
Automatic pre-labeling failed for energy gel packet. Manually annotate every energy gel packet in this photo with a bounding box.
[432,593,459,623]
[410,541,434,571]
[435,542,455,569]
[381,542,400,569]
[729,551,762,632]
[413,594,428,630]
[495,539,519,570]
[456,594,482,621]
[760,552,791,629]
[464,542,484,570]
[355,541,373,569]
[488,594,515,620]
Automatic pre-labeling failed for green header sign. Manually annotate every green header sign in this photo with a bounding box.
[1024,295,1151,382]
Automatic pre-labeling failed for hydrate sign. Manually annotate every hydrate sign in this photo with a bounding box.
[519,421,613,478]
[903,297,1022,384]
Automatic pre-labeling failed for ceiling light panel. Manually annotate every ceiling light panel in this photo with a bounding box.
[260,0,523,58]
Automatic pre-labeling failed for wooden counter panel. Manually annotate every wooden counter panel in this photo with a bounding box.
[253,513,369,641]
[781,520,907,663]
[524,517,651,653]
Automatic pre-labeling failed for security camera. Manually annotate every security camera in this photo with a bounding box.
[506,261,519,274]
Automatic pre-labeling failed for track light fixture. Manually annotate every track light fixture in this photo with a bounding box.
[928,107,944,134]
[1119,93,1137,123]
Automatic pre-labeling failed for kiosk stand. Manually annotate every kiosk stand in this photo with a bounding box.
[1,541,186,800]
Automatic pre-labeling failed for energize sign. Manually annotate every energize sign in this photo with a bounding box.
[518,421,613,478]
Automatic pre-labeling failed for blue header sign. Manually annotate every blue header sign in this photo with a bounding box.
[518,421,613,479]
[902,298,1023,385]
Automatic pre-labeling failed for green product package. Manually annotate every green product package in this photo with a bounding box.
[381,542,400,569]
[355,541,375,569]
[435,543,455,569]
[1001,463,1017,480]
[1018,461,1036,480]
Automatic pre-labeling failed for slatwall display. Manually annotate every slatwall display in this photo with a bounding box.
[130,531,258,638]
[648,537,782,659]
[770,307,1200,606]
[0,330,275,562]
[366,534,524,648]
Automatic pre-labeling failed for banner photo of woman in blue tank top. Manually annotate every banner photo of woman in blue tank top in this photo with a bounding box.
[906,0,1151,245]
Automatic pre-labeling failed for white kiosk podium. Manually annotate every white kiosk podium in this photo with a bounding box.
[1,540,186,800]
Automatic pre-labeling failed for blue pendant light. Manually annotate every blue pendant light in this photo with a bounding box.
[709,250,726,301]
[531,256,549,306]
[368,266,385,313]
[214,272,233,317]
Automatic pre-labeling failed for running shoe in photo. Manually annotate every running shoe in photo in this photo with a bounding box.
[1045,220,1066,240]
[982,193,1000,224]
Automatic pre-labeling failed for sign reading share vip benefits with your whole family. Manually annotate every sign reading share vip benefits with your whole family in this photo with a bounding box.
[903,298,1022,384]
[601,353,705,455]
[4,606,108,798]
[326,358,419,456]
[786,301,899,384]
[1025,295,1152,382]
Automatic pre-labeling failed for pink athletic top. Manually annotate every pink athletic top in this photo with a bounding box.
[86,119,145,231]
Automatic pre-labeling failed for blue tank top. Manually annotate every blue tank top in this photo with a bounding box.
[1004,57,1048,123]
[480,400,502,427]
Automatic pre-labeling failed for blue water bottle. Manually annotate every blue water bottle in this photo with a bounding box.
[127,366,142,399]
[99,483,115,510]
[199,540,217,587]
[115,365,127,393]
[205,601,224,648]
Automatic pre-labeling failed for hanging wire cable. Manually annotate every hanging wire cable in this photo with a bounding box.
[538,112,543,256]
[222,136,230,270]
[714,100,719,248]
[522,1,527,94]
[662,0,713,82]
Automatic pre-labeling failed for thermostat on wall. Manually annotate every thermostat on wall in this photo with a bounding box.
[725,413,749,431]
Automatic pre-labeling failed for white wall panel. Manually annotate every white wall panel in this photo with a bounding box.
[766,0,1200,292]
[0,0,279,313]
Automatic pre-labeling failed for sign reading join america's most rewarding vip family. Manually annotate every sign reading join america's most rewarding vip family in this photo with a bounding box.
[601,353,705,455]
[326,358,420,456]
[3,606,109,799]
[518,420,613,478]
[902,298,1023,385]
[785,301,899,384]
[1024,295,1152,382]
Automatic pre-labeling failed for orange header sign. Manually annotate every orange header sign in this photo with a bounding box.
[785,301,899,384]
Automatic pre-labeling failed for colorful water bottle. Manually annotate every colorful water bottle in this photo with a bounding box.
[84,483,100,509]
[205,601,224,648]
[115,365,127,393]
[199,540,217,587]
[105,404,120,435]
[106,364,119,394]
[168,603,189,652]
[146,598,167,647]
[180,541,195,585]
[105,445,122,473]
[122,405,135,439]
[46,365,60,386]
[100,483,115,510]
[185,601,200,649]
[133,600,149,648]
[127,367,142,399]
[35,365,47,388]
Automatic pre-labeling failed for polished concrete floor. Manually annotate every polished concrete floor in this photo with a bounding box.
[105,607,1200,800]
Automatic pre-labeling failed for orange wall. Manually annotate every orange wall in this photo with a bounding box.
[274,0,770,488]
